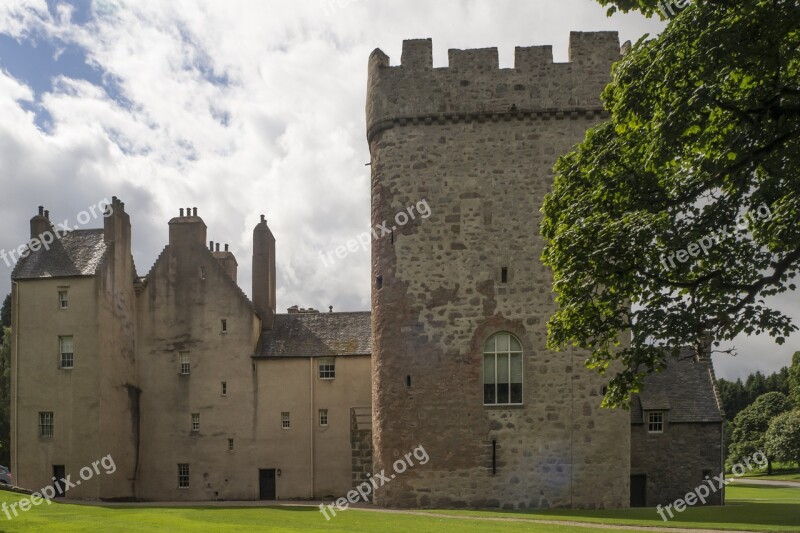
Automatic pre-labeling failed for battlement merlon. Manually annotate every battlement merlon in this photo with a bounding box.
[366,32,620,143]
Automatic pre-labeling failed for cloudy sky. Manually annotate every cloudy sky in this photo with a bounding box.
[0,0,794,380]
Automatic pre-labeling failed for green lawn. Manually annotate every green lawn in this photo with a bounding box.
[422,485,800,531]
[0,484,796,532]
[742,463,800,482]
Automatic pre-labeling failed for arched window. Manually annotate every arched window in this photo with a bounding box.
[483,332,523,405]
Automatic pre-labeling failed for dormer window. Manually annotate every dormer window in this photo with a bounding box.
[648,411,665,433]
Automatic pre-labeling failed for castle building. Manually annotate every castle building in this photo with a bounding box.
[10,32,723,509]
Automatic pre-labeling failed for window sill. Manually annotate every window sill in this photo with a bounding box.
[483,403,525,409]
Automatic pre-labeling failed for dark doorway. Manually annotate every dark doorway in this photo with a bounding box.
[259,469,276,500]
[630,474,647,507]
[52,465,66,497]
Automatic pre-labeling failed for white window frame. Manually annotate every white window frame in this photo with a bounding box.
[178,464,190,489]
[483,332,524,406]
[191,413,200,432]
[180,352,190,375]
[59,336,74,369]
[39,412,53,438]
[58,290,68,309]
[319,409,328,427]
[648,411,665,433]
[281,412,290,430]
[318,357,336,379]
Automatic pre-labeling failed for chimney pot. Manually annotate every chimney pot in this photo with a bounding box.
[180,208,185,217]
[225,244,229,252]
[209,240,214,250]
[261,214,266,223]
[329,305,333,313]
[112,196,118,203]
[216,243,220,252]
[193,207,197,217]
[38,206,44,216]
[44,210,49,220]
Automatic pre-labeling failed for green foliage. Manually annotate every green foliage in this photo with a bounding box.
[541,0,800,406]
[765,410,800,465]
[0,294,9,344]
[719,367,791,420]
[789,352,800,407]
[729,392,793,467]
[0,327,8,466]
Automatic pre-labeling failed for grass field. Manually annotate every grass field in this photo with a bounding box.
[742,463,800,482]
[0,484,796,532]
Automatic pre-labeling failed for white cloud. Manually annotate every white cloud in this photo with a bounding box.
[0,0,794,378]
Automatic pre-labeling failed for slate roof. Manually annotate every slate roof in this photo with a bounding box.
[12,229,107,280]
[631,348,724,424]
[256,312,372,358]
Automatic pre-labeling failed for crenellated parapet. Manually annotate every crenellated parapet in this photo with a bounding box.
[366,32,620,142]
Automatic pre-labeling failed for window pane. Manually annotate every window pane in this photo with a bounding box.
[497,354,509,382]
[60,336,73,353]
[510,354,522,384]
[483,337,495,353]
[510,336,522,352]
[483,355,495,383]
[510,383,523,404]
[484,384,496,404]
[495,334,510,352]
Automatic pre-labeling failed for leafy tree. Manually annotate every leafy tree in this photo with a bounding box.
[0,294,9,344]
[789,351,800,406]
[0,327,9,466]
[541,0,800,406]
[765,410,800,466]
[729,392,793,473]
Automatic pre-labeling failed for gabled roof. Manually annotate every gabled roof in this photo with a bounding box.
[12,229,107,280]
[256,312,372,358]
[631,348,724,424]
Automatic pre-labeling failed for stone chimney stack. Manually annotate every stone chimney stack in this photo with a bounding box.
[168,207,207,248]
[104,197,131,245]
[212,243,238,283]
[252,214,276,330]
[30,206,52,240]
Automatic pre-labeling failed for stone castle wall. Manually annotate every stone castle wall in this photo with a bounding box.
[368,33,630,509]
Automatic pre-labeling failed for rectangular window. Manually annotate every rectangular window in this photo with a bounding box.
[319,409,328,427]
[191,413,200,432]
[221,382,227,396]
[648,411,664,433]
[178,464,190,489]
[221,319,227,333]
[180,352,190,375]
[281,412,290,429]
[483,333,523,406]
[58,291,68,309]
[59,336,74,369]
[228,438,235,452]
[39,412,53,438]
[501,267,508,283]
[318,357,336,379]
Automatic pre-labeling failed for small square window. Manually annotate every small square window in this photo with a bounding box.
[39,412,53,438]
[58,291,68,309]
[221,319,227,333]
[221,382,227,396]
[281,412,290,429]
[319,409,328,427]
[178,464,190,489]
[180,352,190,375]
[319,357,335,380]
[59,336,74,369]
[228,438,235,452]
[191,413,200,432]
[648,411,664,433]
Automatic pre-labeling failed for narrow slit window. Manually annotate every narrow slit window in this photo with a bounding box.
[501,267,508,283]
[221,319,227,333]
[221,382,227,396]
[228,438,235,452]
